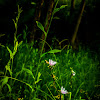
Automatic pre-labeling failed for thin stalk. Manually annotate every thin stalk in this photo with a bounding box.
[39,0,59,58]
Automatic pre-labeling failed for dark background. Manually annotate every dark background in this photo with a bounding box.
[0,0,100,53]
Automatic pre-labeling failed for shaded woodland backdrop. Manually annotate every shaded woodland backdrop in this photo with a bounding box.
[0,0,100,52]
[0,1,100,99]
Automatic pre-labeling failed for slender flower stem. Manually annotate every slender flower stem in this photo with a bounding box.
[61,94,64,100]
[69,92,71,100]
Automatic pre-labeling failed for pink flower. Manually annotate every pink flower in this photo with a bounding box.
[49,59,57,66]
[61,86,68,94]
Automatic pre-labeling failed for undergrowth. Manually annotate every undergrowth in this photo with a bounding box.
[0,4,100,100]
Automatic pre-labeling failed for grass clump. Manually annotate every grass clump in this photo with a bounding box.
[0,42,99,100]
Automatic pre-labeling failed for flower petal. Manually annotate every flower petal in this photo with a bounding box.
[49,59,57,66]
[61,86,68,94]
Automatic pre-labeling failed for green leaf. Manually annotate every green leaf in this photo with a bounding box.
[53,5,67,14]
[12,19,15,25]
[31,2,36,5]
[17,34,22,39]
[7,47,13,57]
[6,84,12,92]
[0,34,5,37]
[18,41,23,47]
[23,68,35,79]
[35,79,42,84]
[53,16,60,19]
[14,41,18,51]
[25,83,34,92]
[1,77,9,88]
[13,41,22,57]
[48,49,61,53]
[0,43,5,47]
[40,52,48,58]
[59,5,67,10]
[5,61,12,76]
[33,98,41,100]
[0,71,4,75]
[35,72,42,84]
[37,72,41,80]
[36,21,47,37]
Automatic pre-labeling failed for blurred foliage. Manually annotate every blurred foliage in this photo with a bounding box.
[0,0,100,52]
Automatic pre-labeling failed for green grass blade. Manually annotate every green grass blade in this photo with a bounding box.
[48,49,61,53]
